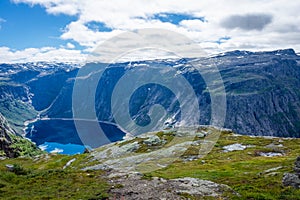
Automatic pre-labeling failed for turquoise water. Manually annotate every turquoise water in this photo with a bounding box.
[38,142,86,155]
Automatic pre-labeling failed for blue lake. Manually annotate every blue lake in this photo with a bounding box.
[38,142,86,155]
[25,119,126,155]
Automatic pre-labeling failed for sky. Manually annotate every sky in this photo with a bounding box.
[0,0,300,63]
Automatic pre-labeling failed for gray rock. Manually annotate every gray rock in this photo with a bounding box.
[5,164,14,171]
[108,172,238,199]
[63,158,76,169]
[257,152,283,157]
[265,172,280,177]
[84,140,195,173]
[84,129,206,173]
[294,156,300,174]
[0,114,17,158]
[282,156,300,188]
[265,143,284,149]
[143,135,162,146]
[195,132,206,138]
[172,177,234,197]
[122,141,140,152]
[295,157,300,167]
[264,166,282,174]
[182,155,198,162]
[282,173,300,188]
[294,167,300,174]
[223,143,247,152]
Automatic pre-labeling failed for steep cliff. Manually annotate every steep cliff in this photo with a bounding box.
[217,49,300,137]
[0,113,41,158]
[0,113,16,158]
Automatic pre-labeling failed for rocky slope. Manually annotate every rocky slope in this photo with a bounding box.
[0,113,16,158]
[0,113,41,158]
[216,49,300,137]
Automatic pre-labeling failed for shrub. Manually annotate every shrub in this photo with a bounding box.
[11,164,28,175]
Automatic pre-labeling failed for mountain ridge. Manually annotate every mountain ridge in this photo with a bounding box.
[0,48,299,151]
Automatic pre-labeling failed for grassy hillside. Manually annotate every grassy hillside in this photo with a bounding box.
[146,130,300,199]
[0,128,299,199]
[0,154,108,200]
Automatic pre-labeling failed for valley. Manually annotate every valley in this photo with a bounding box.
[0,49,299,154]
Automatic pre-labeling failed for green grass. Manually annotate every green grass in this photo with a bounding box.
[146,130,300,199]
[0,154,109,200]
[9,133,43,157]
[1,129,300,199]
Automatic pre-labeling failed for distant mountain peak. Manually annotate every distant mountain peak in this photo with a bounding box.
[216,48,297,58]
[272,48,296,56]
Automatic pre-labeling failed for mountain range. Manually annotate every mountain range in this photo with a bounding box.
[0,49,299,153]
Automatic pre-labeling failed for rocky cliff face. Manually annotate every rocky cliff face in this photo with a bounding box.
[217,49,300,137]
[0,113,42,158]
[0,113,17,158]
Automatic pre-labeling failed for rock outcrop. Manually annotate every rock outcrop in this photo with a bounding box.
[0,113,17,158]
[108,172,238,199]
[282,156,300,188]
[0,113,42,158]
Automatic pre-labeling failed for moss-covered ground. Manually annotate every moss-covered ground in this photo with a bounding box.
[0,154,109,200]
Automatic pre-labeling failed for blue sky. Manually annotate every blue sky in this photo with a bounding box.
[0,1,207,52]
[0,0,299,63]
[0,0,77,50]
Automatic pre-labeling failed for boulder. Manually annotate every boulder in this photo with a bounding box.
[223,143,247,152]
[294,156,300,174]
[282,156,300,188]
[282,173,300,189]
[108,172,239,199]
[5,164,15,172]
[122,141,140,152]
[143,135,162,146]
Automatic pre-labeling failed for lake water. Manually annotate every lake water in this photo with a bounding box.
[25,119,126,155]
[38,142,86,155]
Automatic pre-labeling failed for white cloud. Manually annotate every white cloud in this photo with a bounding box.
[66,42,75,49]
[60,21,124,48]
[50,148,63,154]
[38,144,48,151]
[10,0,300,62]
[0,46,87,63]
[12,0,81,15]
